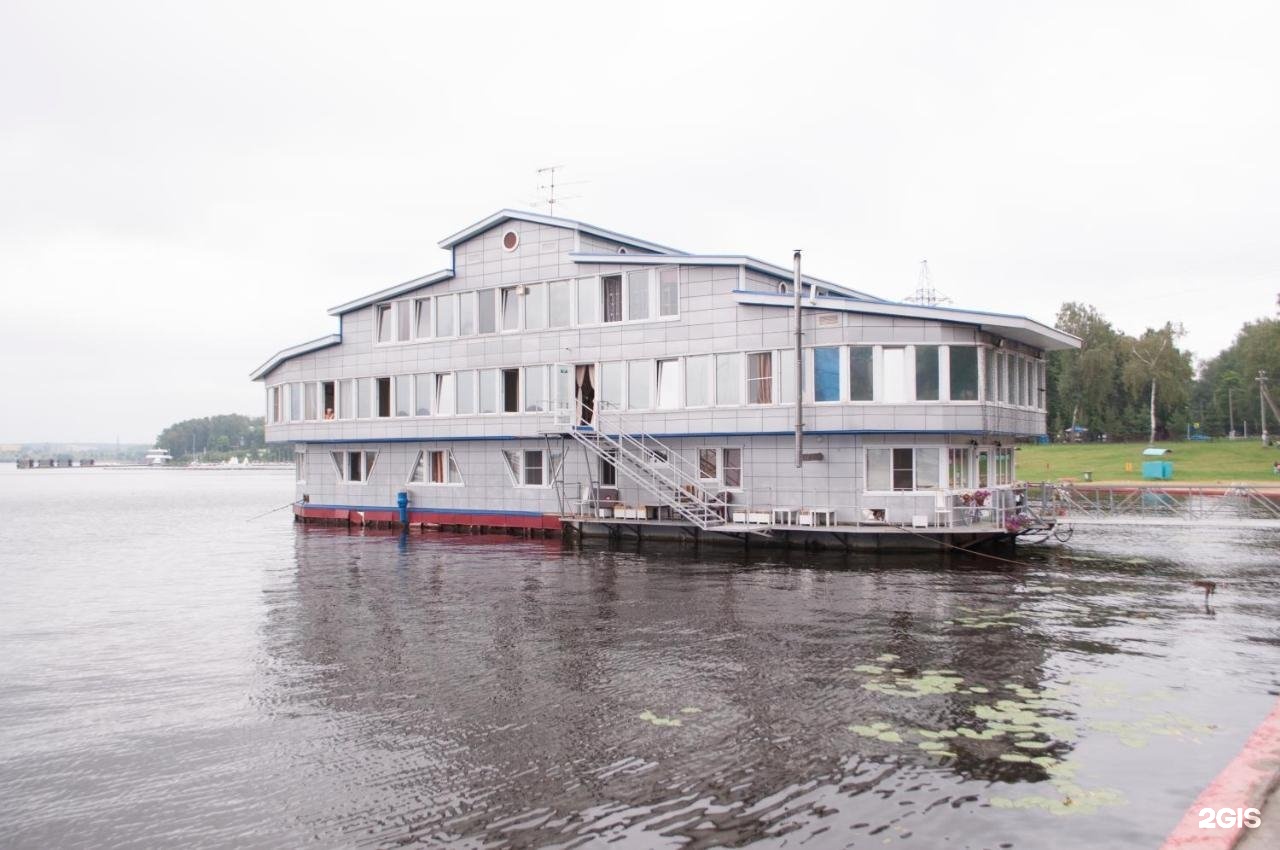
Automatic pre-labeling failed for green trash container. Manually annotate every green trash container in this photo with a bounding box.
[1141,461,1173,480]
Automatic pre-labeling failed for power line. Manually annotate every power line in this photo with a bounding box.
[902,259,951,306]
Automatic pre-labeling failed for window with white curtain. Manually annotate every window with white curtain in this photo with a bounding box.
[414,374,432,416]
[446,371,465,415]
[523,366,547,412]
[686,355,710,407]
[747,352,773,404]
[882,348,906,403]
[477,289,496,334]
[628,361,651,409]
[549,280,572,328]
[626,270,650,320]
[600,362,623,411]
[576,277,598,325]
[715,354,741,405]
[525,283,547,331]
[435,294,455,337]
[479,369,498,414]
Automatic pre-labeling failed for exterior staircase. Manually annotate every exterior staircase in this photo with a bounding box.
[548,403,763,534]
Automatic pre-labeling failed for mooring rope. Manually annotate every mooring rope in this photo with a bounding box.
[888,522,1044,569]
[245,501,298,522]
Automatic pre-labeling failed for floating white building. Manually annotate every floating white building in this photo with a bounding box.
[252,210,1079,548]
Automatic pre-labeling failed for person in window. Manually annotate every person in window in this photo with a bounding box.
[324,407,335,420]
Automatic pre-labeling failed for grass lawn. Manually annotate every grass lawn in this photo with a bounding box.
[1016,441,1280,484]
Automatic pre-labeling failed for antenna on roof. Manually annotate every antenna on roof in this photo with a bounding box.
[533,165,586,216]
[902,259,952,306]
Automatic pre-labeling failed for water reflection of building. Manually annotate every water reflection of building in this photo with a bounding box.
[262,532,1069,845]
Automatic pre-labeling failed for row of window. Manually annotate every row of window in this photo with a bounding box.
[374,268,681,346]
[304,445,1014,494]
[268,346,1044,424]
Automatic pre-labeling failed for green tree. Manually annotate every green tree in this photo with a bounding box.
[1123,323,1193,444]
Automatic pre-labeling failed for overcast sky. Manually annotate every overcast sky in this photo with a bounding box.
[3,1,1277,443]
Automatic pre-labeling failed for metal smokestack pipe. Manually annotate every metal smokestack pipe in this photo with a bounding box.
[794,250,804,468]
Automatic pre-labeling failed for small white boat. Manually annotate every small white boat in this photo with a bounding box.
[143,448,172,466]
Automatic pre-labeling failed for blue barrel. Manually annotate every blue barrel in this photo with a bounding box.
[396,491,410,525]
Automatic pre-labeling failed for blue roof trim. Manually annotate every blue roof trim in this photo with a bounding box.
[271,428,1004,446]
[250,334,343,381]
[438,208,687,255]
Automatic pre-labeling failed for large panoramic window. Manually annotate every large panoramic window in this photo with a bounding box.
[376,304,392,343]
[500,287,520,332]
[525,283,547,331]
[458,292,476,336]
[269,386,282,423]
[396,299,411,342]
[394,375,411,417]
[444,371,464,415]
[356,378,371,418]
[287,384,301,421]
[948,447,971,488]
[882,348,906,403]
[338,381,353,420]
[409,450,462,485]
[524,366,547,412]
[477,289,496,335]
[658,268,679,317]
[814,347,840,402]
[549,280,572,328]
[949,347,979,401]
[626,270,650,320]
[600,362,623,411]
[747,352,773,404]
[986,349,998,401]
[715,354,741,405]
[414,374,432,416]
[850,346,873,401]
[576,277,598,325]
[304,382,318,421]
[602,275,623,323]
[656,359,681,409]
[628,360,651,410]
[479,369,499,414]
[686,355,710,407]
[435,294,455,337]
[915,345,940,401]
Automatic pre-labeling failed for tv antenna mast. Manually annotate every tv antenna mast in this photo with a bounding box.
[534,165,586,216]
[902,259,951,306]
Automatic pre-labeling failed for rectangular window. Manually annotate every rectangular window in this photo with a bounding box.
[882,347,906,403]
[270,386,282,423]
[548,280,572,328]
[439,372,460,416]
[356,378,371,419]
[698,448,718,481]
[779,352,796,405]
[850,346,873,401]
[376,304,392,343]
[600,362,623,411]
[304,382,318,420]
[435,294,455,337]
[289,383,302,421]
[396,299,411,342]
[986,349,998,401]
[915,345,940,401]
[295,450,305,482]
[602,275,623,322]
[814,347,840,402]
[628,360,651,410]
[1010,356,1021,406]
[949,347,979,401]
[626,269,650,320]
[334,450,377,483]
[321,381,335,420]
[656,359,681,409]
[410,450,461,485]
[658,268,679,317]
[338,381,353,420]
[722,448,742,489]
[747,352,773,404]
[414,298,435,337]
[1021,358,1031,406]
[977,450,990,487]
[525,283,547,331]
[500,287,520,332]
[1038,361,1047,409]
[501,368,520,413]
[892,447,914,491]
[866,448,891,491]
[686,355,710,407]
[458,292,476,336]
[715,354,741,406]
[917,449,940,489]
[523,450,544,486]
[524,366,547,412]
[414,374,432,416]
[376,377,392,417]
[394,375,411,417]
[948,448,971,488]
[576,277,598,325]
[477,370,497,414]
[476,289,496,334]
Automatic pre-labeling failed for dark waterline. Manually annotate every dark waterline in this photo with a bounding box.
[1,467,1278,849]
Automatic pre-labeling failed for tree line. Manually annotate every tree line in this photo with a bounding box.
[1046,302,1280,442]
[155,414,291,461]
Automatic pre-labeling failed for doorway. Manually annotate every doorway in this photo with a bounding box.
[574,365,596,425]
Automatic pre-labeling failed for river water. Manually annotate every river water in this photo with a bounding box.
[1,466,1278,849]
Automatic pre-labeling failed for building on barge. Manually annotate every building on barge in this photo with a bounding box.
[251,210,1079,548]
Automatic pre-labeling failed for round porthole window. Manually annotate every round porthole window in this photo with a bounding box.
[502,230,519,251]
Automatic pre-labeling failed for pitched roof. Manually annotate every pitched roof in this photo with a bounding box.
[249,334,342,380]
[438,209,687,255]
